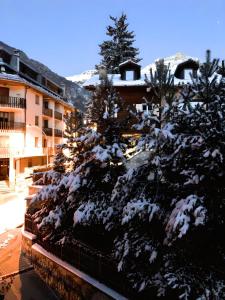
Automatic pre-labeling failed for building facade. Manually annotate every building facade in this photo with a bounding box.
[0,43,74,186]
[83,53,199,132]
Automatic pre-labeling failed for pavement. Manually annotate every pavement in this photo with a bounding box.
[0,228,59,300]
[0,189,27,235]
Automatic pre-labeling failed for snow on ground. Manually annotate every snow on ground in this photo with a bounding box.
[0,192,26,235]
[0,233,15,248]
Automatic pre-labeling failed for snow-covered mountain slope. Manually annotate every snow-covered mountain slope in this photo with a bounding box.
[66,70,97,86]
[141,52,199,75]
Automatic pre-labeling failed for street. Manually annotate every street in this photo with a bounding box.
[0,228,59,300]
[0,186,59,299]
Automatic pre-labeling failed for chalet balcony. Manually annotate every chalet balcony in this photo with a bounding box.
[42,107,53,117]
[0,96,26,109]
[54,128,63,137]
[54,110,63,120]
[0,121,25,131]
[42,127,53,136]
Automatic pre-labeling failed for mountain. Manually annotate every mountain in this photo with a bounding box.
[141,52,199,75]
[0,41,90,112]
[66,70,97,86]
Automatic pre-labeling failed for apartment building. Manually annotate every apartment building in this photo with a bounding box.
[0,42,74,187]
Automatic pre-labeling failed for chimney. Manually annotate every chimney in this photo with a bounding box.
[61,83,66,98]
[0,58,6,73]
[98,65,107,80]
[11,49,20,73]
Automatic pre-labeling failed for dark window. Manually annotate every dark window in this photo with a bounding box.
[143,104,147,111]
[35,116,39,126]
[43,139,47,148]
[44,101,48,109]
[0,87,9,97]
[0,112,13,122]
[35,95,40,105]
[43,119,48,128]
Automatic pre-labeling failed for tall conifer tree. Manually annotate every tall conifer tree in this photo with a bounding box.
[98,13,141,73]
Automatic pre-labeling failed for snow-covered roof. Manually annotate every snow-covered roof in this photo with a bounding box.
[0,73,74,109]
[83,53,199,89]
[83,74,146,88]
[119,59,140,67]
[83,71,194,88]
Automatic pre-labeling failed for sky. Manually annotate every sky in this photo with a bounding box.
[0,0,225,77]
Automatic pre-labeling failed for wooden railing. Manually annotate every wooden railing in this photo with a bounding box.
[54,129,63,137]
[42,107,53,117]
[24,214,133,297]
[0,96,26,108]
[54,110,62,120]
[0,121,25,131]
[42,127,53,136]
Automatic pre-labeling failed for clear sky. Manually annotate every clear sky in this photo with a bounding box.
[1,0,225,76]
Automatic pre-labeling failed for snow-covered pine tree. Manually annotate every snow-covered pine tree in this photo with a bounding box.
[98,13,141,73]
[29,72,128,251]
[103,51,225,299]
[63,110,83,158]
[52,144,67,173]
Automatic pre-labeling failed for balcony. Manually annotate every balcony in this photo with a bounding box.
[42,107,53,117]
[54,110,63,120]
[0,96,26,109]
[0,121,25,131]
[54,129,63,137]
[42,127,53,136]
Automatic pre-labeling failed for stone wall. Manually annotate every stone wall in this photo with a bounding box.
[22,230,126,300]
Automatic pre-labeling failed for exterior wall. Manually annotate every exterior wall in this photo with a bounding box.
[0,79,73,186]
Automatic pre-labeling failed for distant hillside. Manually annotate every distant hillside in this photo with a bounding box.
[0,41,90,111]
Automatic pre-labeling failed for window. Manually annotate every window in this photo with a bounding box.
[142,104,147,111]
[44,101,48,109]
[184,69,193,80]
[135,104,148,112]
[125,71,134,80]
[35,95,40,105]
[35,116,39,126]
[43,139,47,148]
[43,119,48,128]
[35,137,39,148]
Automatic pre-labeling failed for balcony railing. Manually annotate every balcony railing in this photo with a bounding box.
[0,96,26,109]
[0,121,25,131]
[0,147,55,158]
[54,110,63,120]
[54,129,63,137]
[42,127,53,136]
[42,107,53,117]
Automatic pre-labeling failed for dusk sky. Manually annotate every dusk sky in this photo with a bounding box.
[1,0,225,76]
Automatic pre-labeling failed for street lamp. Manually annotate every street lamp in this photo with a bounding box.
[26,124,49,167]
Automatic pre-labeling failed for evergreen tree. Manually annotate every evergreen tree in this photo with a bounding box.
[52,144,67,173]
[98,13,141,73]
[105,51,225,298]
[63,110,83,157]
[29,72,128,250]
